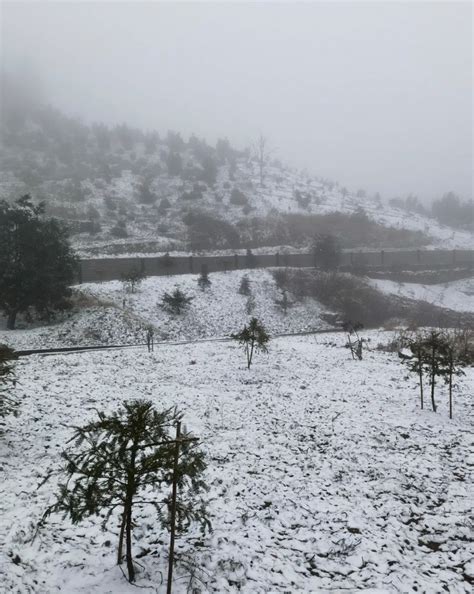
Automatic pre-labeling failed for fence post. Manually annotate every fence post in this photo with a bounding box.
[166,422,181,594]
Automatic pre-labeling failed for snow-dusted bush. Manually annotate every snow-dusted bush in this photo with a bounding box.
[160,287,193,315]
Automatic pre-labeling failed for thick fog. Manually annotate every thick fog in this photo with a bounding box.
[1,0,472,201]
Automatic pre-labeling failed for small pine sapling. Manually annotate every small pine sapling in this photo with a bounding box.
[245,293,256,315]
[424,331,445,413]
[0,344,18,426]
[401,333,429,410]
[439,331,467,419]
[274,289,292,315]
[121,267,144,294]
[197,269,211,291]
[231,317,270,369]
[238,274,251,296]
[39,400,209,584]
[160,287,193,315]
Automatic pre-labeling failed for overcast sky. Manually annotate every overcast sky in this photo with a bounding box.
[1,1,472,201]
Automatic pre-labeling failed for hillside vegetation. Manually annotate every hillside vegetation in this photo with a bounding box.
[2,102,473,256]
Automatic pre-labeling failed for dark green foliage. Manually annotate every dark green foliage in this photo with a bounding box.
[401,330,469,416]
[158,197,172,214]
[431,192,473,231]
[294,189,311,209]
[237,212,428,250]
[271,269,474,329]
[137,179,156,204]
[230,188,248,207]
[216,137,232,163]
[401,333,429,410]
[183,210,240,251]
[166,131,185,153]
[0,344,18,423]
[166,152,183,176]
[160,252,174,273]
[197,268,211,291]
[238,275,251,296]
[313,234,342,271]
[160,287,193,315]
[200,156,218,186]
[245,293,256,315]
[0,195,78,329]
[114,123,135,151]
[40,400,209,583]
[110,220,128,238]
[121,267,144,293]
[231,317,270,369]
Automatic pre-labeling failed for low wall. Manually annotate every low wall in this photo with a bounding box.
[76,249,474,284]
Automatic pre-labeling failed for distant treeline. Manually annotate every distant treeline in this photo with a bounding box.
[389,192,473,232]
[184,209,428,251]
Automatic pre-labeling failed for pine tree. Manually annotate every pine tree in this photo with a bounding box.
[0,195,78,329]
[231,317,270,369]
[160,287,193,315]
[121,267,144,293]
[40,400,209,583]
[403,333,429,410]
[312,234,341,271]
[197,268,211,291]
[238,274,251,296]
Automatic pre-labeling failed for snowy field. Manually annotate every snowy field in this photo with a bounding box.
[1,332,473,593]
[79,269,331,341]
[369,277,474,314]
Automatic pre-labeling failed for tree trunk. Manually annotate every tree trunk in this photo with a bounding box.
[117,508,127,565]
[449,369,453,420]
[418,352,424,410]
[248,341,254,369]
[125,502,135,582]
[7,310,17,330]
[430,346,437,412]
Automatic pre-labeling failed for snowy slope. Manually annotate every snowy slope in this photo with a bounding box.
[370,277,474,314]
[0,269,332,351]
[1,333,473,592]
[79,269,331,341]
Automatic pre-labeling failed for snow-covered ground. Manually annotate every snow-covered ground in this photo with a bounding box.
[1,333,473,593]
[369,277,474,314]
[78,269,331,341]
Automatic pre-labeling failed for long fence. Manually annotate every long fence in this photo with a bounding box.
[76,249,474,284]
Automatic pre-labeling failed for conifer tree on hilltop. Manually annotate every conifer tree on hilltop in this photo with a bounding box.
[0,195,78,329]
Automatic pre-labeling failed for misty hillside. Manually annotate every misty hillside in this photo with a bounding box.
[1,103,472,257]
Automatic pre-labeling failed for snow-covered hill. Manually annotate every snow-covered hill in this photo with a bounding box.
[369,277,474,314]
[1,106,472,256]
